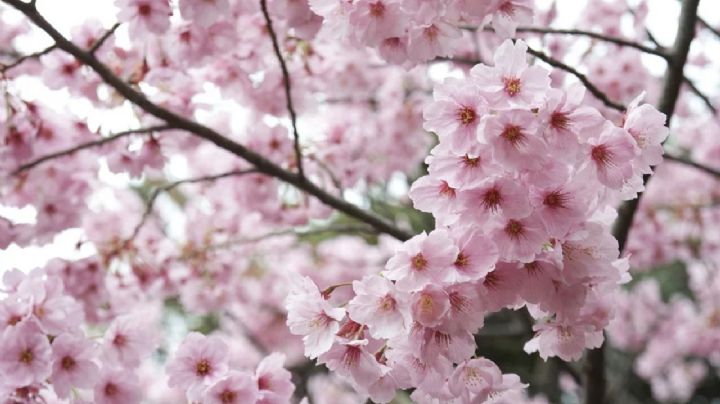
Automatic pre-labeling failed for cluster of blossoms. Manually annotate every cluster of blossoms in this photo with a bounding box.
[285,38,669,402]
[166,332,294,403]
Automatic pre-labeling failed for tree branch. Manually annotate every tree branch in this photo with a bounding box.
[2,0,413,242]
[11,125,172,175]
[127,169,259,243]
[524,45,626,112]
[0,43,56,74]
[259,0,305,179]
[589,2,701,404]
[664,154,720,178]
[89,22,120,54]
[516,26,670,59]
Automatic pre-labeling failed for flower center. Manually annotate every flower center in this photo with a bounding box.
[505,220,524,239]
[462,155,480,168]
[138,3,151,16]
[500,124,525,147]
[196,359,212,376]
[457,106,476,125]
[220,389,237,403]
[543,190,569,209]
[550,111,569,130]
[411,253,427,271]
[482,187,502,211]
[104,383,118,397]
[61,356,76,370]
[454,251,469,268]
[503,77,521,96]
[591,144,613,166]
[378,294,397,311]
[19,349,33,365]
[369,1,385,17]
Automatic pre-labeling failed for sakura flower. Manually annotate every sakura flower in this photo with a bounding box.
[178,0,230,27]
[540,85,604,158]
[457,176,532,221]
[446,228,498,283]
[347,275,409,339]
[524,320,604,361]
[384,229,458,292]
[255,353,295,404]
[103,312,158,368]
[492,215,548,263]
[471,39,550,110]
[0,320,52,387]
[481,109,546,170]
[409,174,458,223]
[426,143,496,188]
[423,78,489,152]
[348,0,406,45]
[529,171,593,238]
[204,371,259,404]
[440,282,486,334]
[407,20,461,62]
[115,0,171,36]
[492,0,534,38]
[166,332,230,392]
[448,358,527,402]
[624,93,669,174]
[285,276,346,358]
[584,124,638,189]
[318,339,383,389]
[410,284,451,328]
[50,333,99,399]
[94,367,141,404]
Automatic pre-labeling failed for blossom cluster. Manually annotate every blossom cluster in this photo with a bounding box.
[285,38,669,402]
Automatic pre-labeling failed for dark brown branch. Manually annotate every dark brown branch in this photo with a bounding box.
[698,16,720,39]
[2,0,413,241]
[593,2,701,404]
[516,26,670,59]
[664,153,720,178]
[0,43,56,74]
[259,0,305,179]
[524,46,626,112]
[89,22,120,54]
[12,125,172,175]
[127,169,259,242]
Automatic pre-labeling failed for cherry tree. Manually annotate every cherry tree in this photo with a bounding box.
[1,0,719,403]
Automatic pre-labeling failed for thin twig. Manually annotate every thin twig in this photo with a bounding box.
[0,44,56,74]
[682,75,717,115]
[516,26,670,59]
[127,169,259,243]
[698,16,720,40]
[1,0,413,241]
[89,22,120,54]
[525,45,626,112]
[259,0,305,179]
[12,125,172,175]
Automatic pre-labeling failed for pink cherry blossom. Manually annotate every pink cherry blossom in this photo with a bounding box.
[0,320,52,387]
[94,367,142,404]
[204,371,259,404]
[50,333,99,398]
[347,275,409,339]
[166,332,230,390]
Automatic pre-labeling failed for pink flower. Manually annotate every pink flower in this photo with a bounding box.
[348,0,406,45]
[481,109,547,170]
[408,174,458,223]
[0,320,52,387]
[624,94,669,174]
[411,284,450,328]
[94,367,141,404]
[385,229,458,292]
[426,143,497,188]
[318,339,383,389]
[423,78,489,152]
[529,171,593,238]
[492,214,548,263]
[347,275,409,339]
[448,358,527,402]
[103,312,158,368]
[204,371,259,404]
[524,320,604,361]
[440,283,486,334]
[491,0,534,38]
[166,332,230,391]
[285,276,346,358]
[458,176,532,222]
[584,124,638,189]
[50,333,99,399]
[254,353,295,404]
[115,0,171,36]
[540,85,604,158]
[471,39,550,110]
[407,20,461,62]
[446,228,498,283]
[178,0,230,27]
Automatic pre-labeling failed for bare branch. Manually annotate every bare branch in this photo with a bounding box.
[0,44,56,74]
[664,153,720,178]
[89,22,120,54]
[259,0,305,179]
[12,125,172,175]
[127,169,259,243]
[593,2,702,404]
[516,26,670,59]
[683,76,717,115]
[2,0,413,241]
[698,16,720,40]
[525,45,626,112]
